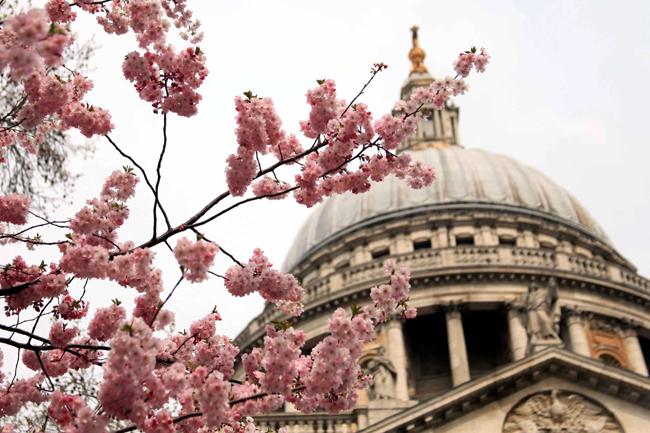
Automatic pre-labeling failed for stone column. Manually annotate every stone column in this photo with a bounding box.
[507,306,528,361]
[623,327,649,376]
[445,306,470,386]
[393,234,414,255]
[356,408,369,430]
[385,320,410,400]
[435,227,449,248]
[566,310,591,357]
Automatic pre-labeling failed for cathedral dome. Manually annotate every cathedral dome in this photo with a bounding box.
[284,145,610,271]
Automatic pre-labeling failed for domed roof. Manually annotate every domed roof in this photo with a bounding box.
[283,146,610,271]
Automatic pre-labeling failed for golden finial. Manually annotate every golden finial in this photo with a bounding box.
[408,25,427,74]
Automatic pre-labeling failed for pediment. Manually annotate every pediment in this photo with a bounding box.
[361,348,650,433]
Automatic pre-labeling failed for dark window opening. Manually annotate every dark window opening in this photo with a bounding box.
[371,248,390,260]
[598,354,622,368]
[499,236,517,246]
[404,313,452,399]
[639,335,650,370]
[462,311,509,378]
[413,239,432,250]
[455,235,475,246]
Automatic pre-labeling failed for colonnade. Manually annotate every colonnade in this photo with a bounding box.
[382,305,649,400]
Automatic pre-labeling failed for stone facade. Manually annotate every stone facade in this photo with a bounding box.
[235,30,650,433]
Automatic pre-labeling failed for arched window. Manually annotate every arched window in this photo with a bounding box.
[598,353,623,367]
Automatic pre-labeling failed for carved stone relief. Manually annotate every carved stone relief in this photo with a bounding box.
[503,389,623,433]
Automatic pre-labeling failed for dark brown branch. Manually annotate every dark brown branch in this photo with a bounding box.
[152,113,173,237]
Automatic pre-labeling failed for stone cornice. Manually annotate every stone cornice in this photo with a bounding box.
[358,348,650,433]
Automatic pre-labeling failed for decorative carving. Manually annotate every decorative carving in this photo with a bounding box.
[503,389,623,433]
[364,357,397,400]
[522,278,562,353]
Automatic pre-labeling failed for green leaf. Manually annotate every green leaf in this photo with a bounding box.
[121,323,133,335]
[243,90,257,101]
[351,304,362,317]
[316,79,325,85]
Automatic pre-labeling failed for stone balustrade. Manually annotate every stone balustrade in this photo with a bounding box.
[254,413,360,433]
[299,246,647,306]
[567,254,609,278]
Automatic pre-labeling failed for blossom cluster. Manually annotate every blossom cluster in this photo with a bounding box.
[239,260,415,413]
[174,237,219,282]
[226,96,304,196]
[45,0,208,116]
[225,79,437,207]
[20,73,113,137]
[369,261,416,321]
[224,249,304,312]
[453,47,490,78]
[0,194,31,225]
[62,169,140,281]
[0,257,67,313]
[122,46,208,116]
[0,7,113,154]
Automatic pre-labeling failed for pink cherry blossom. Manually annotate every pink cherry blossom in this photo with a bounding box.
[45,0,77,23]
[55,295,89,320]
[251,177,290,199]
[101,170,139,201]
[49,321,79,348]
[174,237,219,282]
[224,249,304,305]
[88,303,127,341]
[300,79,341,138]
[0,194,30,225]
[47,391,85,427]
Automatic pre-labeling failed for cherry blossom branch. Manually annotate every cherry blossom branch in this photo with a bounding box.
[0,278,41,297]
[190,186,299,229]
[0,324,110,352]
[152,113,173,237]
[189,228,244,268]
[340,62,387,118]
[150,273,183,326]
[104,134,172,232]
[29,211,70,229]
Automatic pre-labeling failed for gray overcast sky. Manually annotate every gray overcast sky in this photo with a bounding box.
[16,0,650,338]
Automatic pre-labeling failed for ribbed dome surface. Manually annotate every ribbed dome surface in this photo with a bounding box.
[284,146,610,271]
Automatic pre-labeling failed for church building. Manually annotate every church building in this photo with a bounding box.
[235,28,650,433]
